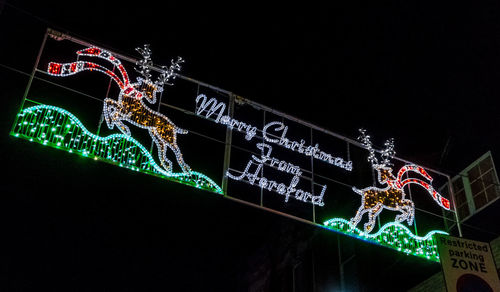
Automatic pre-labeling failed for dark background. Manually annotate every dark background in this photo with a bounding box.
[1,1,500,291]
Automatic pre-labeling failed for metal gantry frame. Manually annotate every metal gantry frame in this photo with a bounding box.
[13,28,463,247]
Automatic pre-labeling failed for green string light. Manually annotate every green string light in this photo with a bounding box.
[323,217,448,262]
[11,104,223,194]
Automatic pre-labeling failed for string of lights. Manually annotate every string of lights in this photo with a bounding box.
[323,218,448,262]
[11,104,223,194]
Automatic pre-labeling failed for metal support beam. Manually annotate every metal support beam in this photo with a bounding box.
[447,175,463,237]
[10,29,48,134]
[221,93,235,195]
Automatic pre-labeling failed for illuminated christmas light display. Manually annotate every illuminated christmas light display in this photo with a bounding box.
[325,131,451,261]
[349,129,451,233]
[10,34,456,264]
[193,94,353,206]
[323,218,448,262]
[48,46,191,173]
[11,104,223,194]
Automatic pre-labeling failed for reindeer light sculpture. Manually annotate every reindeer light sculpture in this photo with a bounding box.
[350,129,450,233]
[47,46,191,173]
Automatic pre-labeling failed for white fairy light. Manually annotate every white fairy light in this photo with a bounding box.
[135,44,153,81]
[226,142,326,206]
[263,121,353,171]
[195,94,353,171]
[157,56,184,87]
[358,128,378,166]
[381,138,396,167]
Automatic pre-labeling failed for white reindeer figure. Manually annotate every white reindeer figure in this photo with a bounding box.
[350,129,450,233]
[47,46,191,173]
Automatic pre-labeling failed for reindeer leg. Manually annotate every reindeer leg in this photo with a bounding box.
[103,99,117,130]
[395,202,409,223]
[159,143,173,173]
[103,99,131,135]
[350,206,368,228]
[395,214,405,223]
[364,204,383,233]
[150,129,173,173]
[168,142,191,174]
[405,200,415,225]
[395,208,407,223]
[114,120,131,136]
[396,200,415,225]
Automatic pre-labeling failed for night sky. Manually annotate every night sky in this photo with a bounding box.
[1,1,500,291]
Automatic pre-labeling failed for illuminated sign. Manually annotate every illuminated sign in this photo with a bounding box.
[226,142,327,206]
[11,30,458,263]
[195,94,352,206]
[195,95,353,172]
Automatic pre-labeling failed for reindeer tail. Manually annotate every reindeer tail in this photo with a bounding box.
[396,164,433,185]
[48,60,126,90]
[400,178,451,210]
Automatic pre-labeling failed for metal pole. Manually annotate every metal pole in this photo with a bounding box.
[221,93,235,195]
[311,240,316,292]
[447,175,463,237]
[260,111,266,206]
[10,29,48,134]
[310,128,316,223]
[337,236,345,292]
[292,260,301,292]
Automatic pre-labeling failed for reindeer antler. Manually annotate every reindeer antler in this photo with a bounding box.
[358,129,379,166]
[358,129,396,168]
[156,56,184,87]
[381,138,396,167]
[135,44,153,81]
[134,43,184,90]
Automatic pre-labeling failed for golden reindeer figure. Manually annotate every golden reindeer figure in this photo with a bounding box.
[48,46,191,173]
[350,129,450,233]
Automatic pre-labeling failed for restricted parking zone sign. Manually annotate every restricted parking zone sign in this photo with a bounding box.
[436,234,500,292]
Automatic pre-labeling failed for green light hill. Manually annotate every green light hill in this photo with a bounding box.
[11,104,223,194]
[323,218,448,262]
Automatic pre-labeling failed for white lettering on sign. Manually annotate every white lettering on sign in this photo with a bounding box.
[195,94,352,206]
[226,143,326,206]
[195,94,257,140]
[195,94,352,171]
[263,121,353,171]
